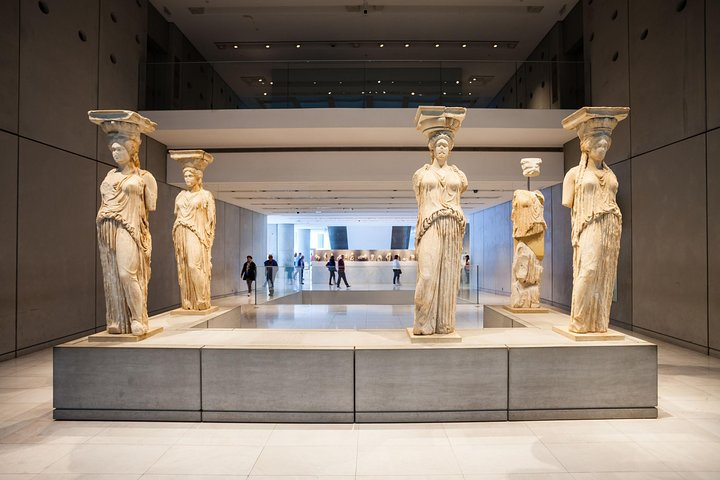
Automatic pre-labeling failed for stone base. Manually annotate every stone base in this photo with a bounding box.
[406,327,462,343]
[552,325,625,341]
[503,305,550,314]
[88,326,164,343]
[170,306,220,315]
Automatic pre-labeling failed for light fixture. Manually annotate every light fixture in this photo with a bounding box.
[377,80,381,84]
[328,91,332,94]
[233,45,238,49]
[379,43,384,47]
[462,43,467,48]
[313,81,317,85]
[473,77,477,81]
[265,44,270,48]
[435,43,440,48]
[270,81,273,85]
[263,92,267,96]
[493,43,498,48]
[404,43,410,48]
[455,80,460,84]
[296,44,301,48]
[411,92,415,95]
[443,92,447,95]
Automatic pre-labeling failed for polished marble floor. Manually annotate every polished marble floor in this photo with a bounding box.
[1,329,720,478]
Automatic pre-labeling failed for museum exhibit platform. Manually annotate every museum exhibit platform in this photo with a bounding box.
[53,292,657,423]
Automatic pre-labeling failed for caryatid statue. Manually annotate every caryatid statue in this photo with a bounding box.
[170,150,216,311]
[562,106,629,333]
[89,110,158,336]
[509,158,547,310]
[412,106,468,335]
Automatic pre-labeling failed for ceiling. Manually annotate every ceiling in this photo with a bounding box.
[145,1,579,226]
[149,0,579,106]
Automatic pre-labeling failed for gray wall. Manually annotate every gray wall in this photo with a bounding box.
[475,0,719,355]
[0,0,266,360]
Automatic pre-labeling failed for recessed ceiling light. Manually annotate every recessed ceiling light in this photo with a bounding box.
[379,43,384,47]
[233,45,238,49]
[462,43,467,48]
[377,80,381,84]
[362,91,365,94]
[328,91,332,94]
[435,43,440,48]
[469,92,472,95]
[473,77,477,81]
[270,81,273,85]
[313,81,317,85]
[404,43,410,48]
[456,80,460,84]
[411,92,415,95]
[443,92,447,95]
[382,90,386,94]
[493,43,498,48]
[296,44,301,48]
[265,44,270,49]
[263,92,267,96]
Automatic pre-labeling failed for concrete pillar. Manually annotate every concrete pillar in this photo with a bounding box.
[276,224,295,274]
[296,228,311,263]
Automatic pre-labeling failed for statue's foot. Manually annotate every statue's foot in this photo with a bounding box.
[130,321,147,336]
[107,325,121,334]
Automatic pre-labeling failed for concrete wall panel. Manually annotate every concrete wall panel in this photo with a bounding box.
[240,207,254,259]
[0,0,19,133]
[19,0,99,158]
[551,183,572,309]
[708,0,720,130]
[225,204,241,295]
[611,159,632,327]
[253,211,267,262]
[147,181,180,313]
[211,202,227,296]
[17,140,96,349]
[628,0,705,155]
[708,130,720,351]
[584,0,631,164]
[539,186,553,304]
[97,0,147,110]
[632,135,707,346]
[0,132,18,355]
[145,137,167,184]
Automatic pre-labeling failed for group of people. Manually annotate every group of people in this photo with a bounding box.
[240,253,307,296]
[324,255,350,288]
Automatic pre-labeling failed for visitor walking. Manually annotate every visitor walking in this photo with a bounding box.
[264,254,278,292]
[241,255,256,296]
[326,255,336,286]
[336,254,350,288]
[392,255,402,285]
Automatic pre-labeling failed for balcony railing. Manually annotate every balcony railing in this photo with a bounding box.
[141,59,584,110]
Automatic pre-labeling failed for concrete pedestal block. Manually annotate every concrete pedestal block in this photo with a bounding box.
[508,344,657,419]
[355,347,508,422]
[53,346,201,420]
[201,348,354,422]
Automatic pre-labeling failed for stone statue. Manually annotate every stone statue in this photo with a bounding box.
[412,106,468,335]
[89,110,157,336]
[562,106,629,333]
[170,150,216,311]
[510,189,546,308]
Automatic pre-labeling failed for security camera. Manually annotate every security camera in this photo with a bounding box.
[363,8,368,14]
[296,211,300,214]
[473,189,478,194]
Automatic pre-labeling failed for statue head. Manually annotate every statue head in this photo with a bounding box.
[183,167,203,189]
[108,134,141,168]
[428,132,454,166]
[88,110,156,170]
[520,157,542,177]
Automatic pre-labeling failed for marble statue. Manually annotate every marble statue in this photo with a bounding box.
[412,106,468,335]
[562,106,629,333]
[89,110,158,336]
[510,189,546,308]
[520,157,542,177]
[170,150,216,311]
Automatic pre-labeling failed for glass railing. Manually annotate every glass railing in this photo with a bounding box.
[141,59,584,110]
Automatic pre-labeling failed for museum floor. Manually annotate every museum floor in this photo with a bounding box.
[1,317,720,478]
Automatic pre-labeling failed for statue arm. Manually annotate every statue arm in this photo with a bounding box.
[142,171,158,212]
[457,166,468,193]
[561,167,577,209]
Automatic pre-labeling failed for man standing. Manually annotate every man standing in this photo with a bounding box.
[264,254,278,292]
[336,254,350,288]
[297,254,305,285]
[241,255,256,296]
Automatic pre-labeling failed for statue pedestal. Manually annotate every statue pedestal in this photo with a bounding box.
[503,305,549,314]
[552,325,625,342]
[170,306,220,316]
[88,326,164,343]
[405,327,462,343]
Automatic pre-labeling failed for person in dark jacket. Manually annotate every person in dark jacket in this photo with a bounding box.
[336,254,350,288]
[241,255,256,295]
[325,255,336,286]
[264,254,278,291]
